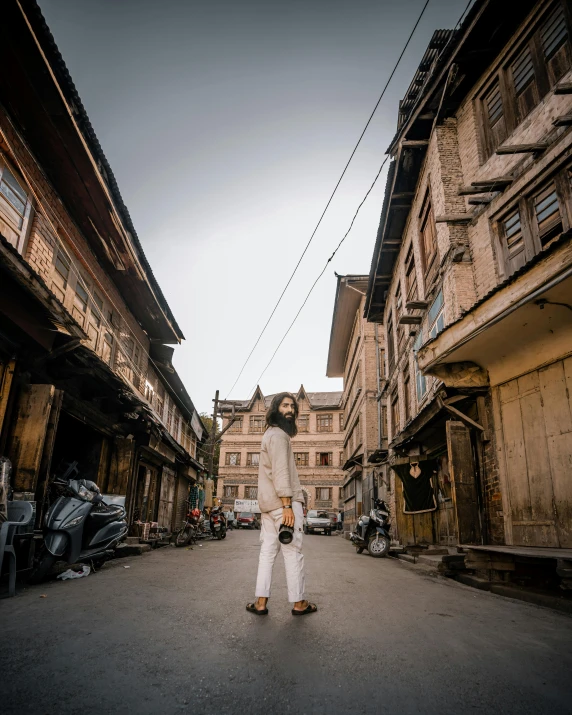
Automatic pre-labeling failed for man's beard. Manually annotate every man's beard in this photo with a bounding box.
[275,413,296,437]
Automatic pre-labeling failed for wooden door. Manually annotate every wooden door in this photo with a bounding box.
[498,358,572,548]
[447,421,481,545]
[157,466,176,529]
[7,384,55,493]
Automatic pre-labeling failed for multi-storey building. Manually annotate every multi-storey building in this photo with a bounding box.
[326,275,388,536]
[0,0,205,537]
[217,387,344,513]
[365,0,572,559]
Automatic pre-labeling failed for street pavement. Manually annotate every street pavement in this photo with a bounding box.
[2,529,572,715]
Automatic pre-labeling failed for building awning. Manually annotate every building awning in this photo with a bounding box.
[418,237,572,387]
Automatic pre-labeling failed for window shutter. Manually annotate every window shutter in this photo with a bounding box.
[502,209,526,275]
[483,82,507,153]
[541,5,571,86]
[534,186,562,247]
[511,45,539,121]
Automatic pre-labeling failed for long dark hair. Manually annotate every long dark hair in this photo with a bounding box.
[266,392,299,437]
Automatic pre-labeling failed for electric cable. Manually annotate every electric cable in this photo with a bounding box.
[225,0,432,399]
[248,153,390,396]
[244,0,477,397]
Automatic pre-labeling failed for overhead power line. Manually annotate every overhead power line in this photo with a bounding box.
[225,0,432,399]
[245,0,477,396]
[249,154,390,395]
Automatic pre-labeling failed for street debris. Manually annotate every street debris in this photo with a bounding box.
[123,565,130,569]
[39,594,47,598]
[58,565,91,580]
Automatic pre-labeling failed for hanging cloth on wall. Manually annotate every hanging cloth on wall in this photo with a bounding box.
[198,486,206,511]
[204,478,214,508]
[391,461,437,514]
[189,485,199,509]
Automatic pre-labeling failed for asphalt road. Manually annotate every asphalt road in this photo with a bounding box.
[2,529,572,715]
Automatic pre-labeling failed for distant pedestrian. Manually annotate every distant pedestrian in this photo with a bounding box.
[337,510,343,531]
[246,392,317,617]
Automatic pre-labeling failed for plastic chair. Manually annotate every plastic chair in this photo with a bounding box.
[0,501,34,597]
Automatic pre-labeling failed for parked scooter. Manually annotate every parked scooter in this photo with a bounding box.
[31,462,128,582]
[209,505,227,540]
[350,498,391,558]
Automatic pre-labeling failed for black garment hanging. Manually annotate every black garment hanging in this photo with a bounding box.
[391,461,437,514]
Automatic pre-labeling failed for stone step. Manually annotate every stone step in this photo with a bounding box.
[114,543,152,558]
[124,537,141,545]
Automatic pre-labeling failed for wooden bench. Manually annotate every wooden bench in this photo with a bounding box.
[460,545,572,590]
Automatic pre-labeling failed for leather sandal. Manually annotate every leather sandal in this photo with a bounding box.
[292,602,318,616]
[246,602,268,615]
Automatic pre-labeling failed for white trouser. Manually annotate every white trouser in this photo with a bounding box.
[255,501,306,603]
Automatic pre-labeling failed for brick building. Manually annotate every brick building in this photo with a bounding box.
[365,0,572,556]
[326,275,389,537]
[0,0,205,540]
[217,387,344,513]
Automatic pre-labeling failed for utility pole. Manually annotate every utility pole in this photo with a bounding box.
[207,389,220,481]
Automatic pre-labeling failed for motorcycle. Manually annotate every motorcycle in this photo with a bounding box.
[209,505,227,540]
[31,462,128,582]
[350,498,391,558]
[174,504,202,547]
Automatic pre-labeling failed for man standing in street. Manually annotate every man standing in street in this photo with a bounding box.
[246,392,317,616]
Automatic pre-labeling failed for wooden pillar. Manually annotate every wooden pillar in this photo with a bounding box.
[446,420,482,544]
[0,359,16,438]
[7,384,55,494]
[35,389,63,526]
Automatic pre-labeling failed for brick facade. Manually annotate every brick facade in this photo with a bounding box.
[365,0,572,549]
[217,388,344,514]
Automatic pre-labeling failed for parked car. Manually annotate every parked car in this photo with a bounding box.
[304,510,332,536]
[237,512,258,529]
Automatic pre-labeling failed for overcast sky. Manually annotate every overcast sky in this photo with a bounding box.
[40,0,470,414]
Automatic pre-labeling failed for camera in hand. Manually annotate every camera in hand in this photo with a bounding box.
[278,524,294,544]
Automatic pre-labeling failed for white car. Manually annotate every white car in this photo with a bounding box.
[304,510,332,536]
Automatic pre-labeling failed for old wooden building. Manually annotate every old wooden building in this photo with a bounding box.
[365,0,572,568]
[217,387,344,513]
[0,0,205,537]
[327,275,389,537]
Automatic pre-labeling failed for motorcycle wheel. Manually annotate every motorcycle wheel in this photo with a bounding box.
[221,531,227,540]
[28,549,57,584]
[175,527,191,547]
[356,546,364,554]
[368,534,390,558]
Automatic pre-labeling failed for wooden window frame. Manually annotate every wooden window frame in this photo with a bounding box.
[228,416,243,433]
[297,414,310,433]
[386,313,395,375]
[246,452,260,466]
[224,485,239,498]
[317,452,333,467]
[225,452,241,466]
[245,485,258,499]
[404,245,418,302]
[479,1,572,159]
[317,487,332,502]
[391,391,400,437]
[316,413,333,433]
[496,165,571,277]
[294,452,309,467]
[0,159,33,253]
[403,367,411,423]
[419,191,438,285]
[249,415,265,433]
